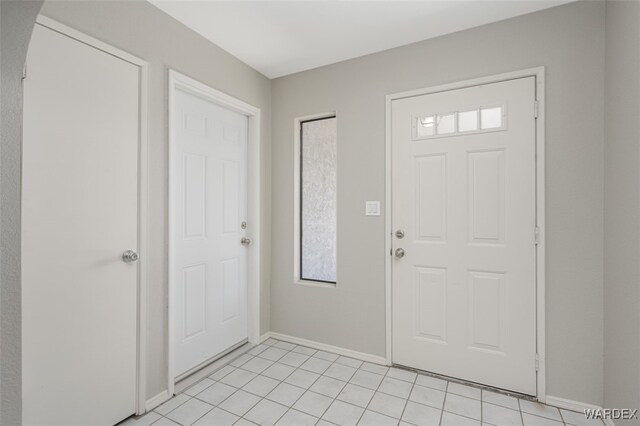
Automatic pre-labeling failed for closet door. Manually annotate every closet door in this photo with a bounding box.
[22,22,140,425]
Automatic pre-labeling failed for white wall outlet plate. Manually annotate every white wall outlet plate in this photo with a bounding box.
[365,201,381,216]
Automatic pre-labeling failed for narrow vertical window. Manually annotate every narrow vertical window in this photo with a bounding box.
[300,116,337,283]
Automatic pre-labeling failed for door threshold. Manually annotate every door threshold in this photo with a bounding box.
[175,340,250,393]
[392,364,537,402]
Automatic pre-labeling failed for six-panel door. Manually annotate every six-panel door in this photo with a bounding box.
[391,77,537,395]
[173,88,249,378]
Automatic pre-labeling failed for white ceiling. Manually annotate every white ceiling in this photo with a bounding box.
[149,0,573,79]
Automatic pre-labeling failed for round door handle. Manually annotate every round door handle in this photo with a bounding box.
[122,250,139,263]
[395,248,405,258]
[241,237,252,246]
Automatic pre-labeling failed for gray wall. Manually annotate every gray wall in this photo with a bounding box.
[38,0,272,401]
[604,0,640,422]
[271,1,605,405]
[0,1,43,424]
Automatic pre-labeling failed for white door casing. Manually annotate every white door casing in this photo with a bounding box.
[22,21,146,424]
[172,84,249,378]
[390,77,538,395]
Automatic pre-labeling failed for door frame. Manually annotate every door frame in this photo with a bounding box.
[31,16,150,415]
[384,67,546,402]
[167,70,262,396]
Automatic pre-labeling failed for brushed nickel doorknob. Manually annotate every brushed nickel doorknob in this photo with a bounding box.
[122,250,139,263]
[395,248,405,258]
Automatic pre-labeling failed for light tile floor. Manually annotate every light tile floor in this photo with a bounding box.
[122,339,604,426]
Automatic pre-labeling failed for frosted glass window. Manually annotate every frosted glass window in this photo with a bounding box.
[412,105,505,141]
[458,110,479,132]
[300,116,337,283]
[437,113,455,135]
[481,107,503,129]
[416,115,435,137]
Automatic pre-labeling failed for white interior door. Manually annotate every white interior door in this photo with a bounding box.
[391,77,537,395]
[22,23,140,425]
[173,86,249,378]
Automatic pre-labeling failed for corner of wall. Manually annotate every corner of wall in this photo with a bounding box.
[603,0,640,417]
[0,1,44,424]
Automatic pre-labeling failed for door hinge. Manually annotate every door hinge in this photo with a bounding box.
[22,64,27,80]
[534,226,540,246]
[535,353,540,372]
[534,100,539,119]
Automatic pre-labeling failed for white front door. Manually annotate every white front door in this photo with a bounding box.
[22,23,140,424]
[391,77,537,395]
[173,86,249,378]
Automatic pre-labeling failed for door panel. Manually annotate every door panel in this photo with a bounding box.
[391,77,537,395]
[416,154,447,241]
[173,88,249,377]
[22,24,140,425]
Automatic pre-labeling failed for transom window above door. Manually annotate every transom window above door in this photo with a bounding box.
[413,105,506,140]
[296,115,337,285]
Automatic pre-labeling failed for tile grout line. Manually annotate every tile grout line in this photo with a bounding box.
[192,342,283,424]
[480,386,484,425]
[184,355,400,425]
[271,350,376,424]
[150,341,277,425]
[397,371,417,426]
[152,394,192,422]
[225,341,298,425]
[441,397,481,423]
[237,342,319,424]
[357,363,394,424]
[263,344,330,425]
[186,398,217,426]
[283,352,445,425]
[317,360,364,424]
[236,343,353,424]
[438,381,449,426]
[159,339,568,426]
[294,350,366,423]
[520,399,569,425]
[322,357,373,425]
[174,359,428,426]
[181,342,415,424]
[518,398,525,426]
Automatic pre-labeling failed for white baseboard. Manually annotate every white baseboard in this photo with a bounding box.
[146,390,171,412]
[545,395,614,425]
[260,331,273,343]
[545,395,602,412]
[265,331,388,365]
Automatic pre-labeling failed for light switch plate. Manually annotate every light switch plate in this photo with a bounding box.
[365,201,381,216]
